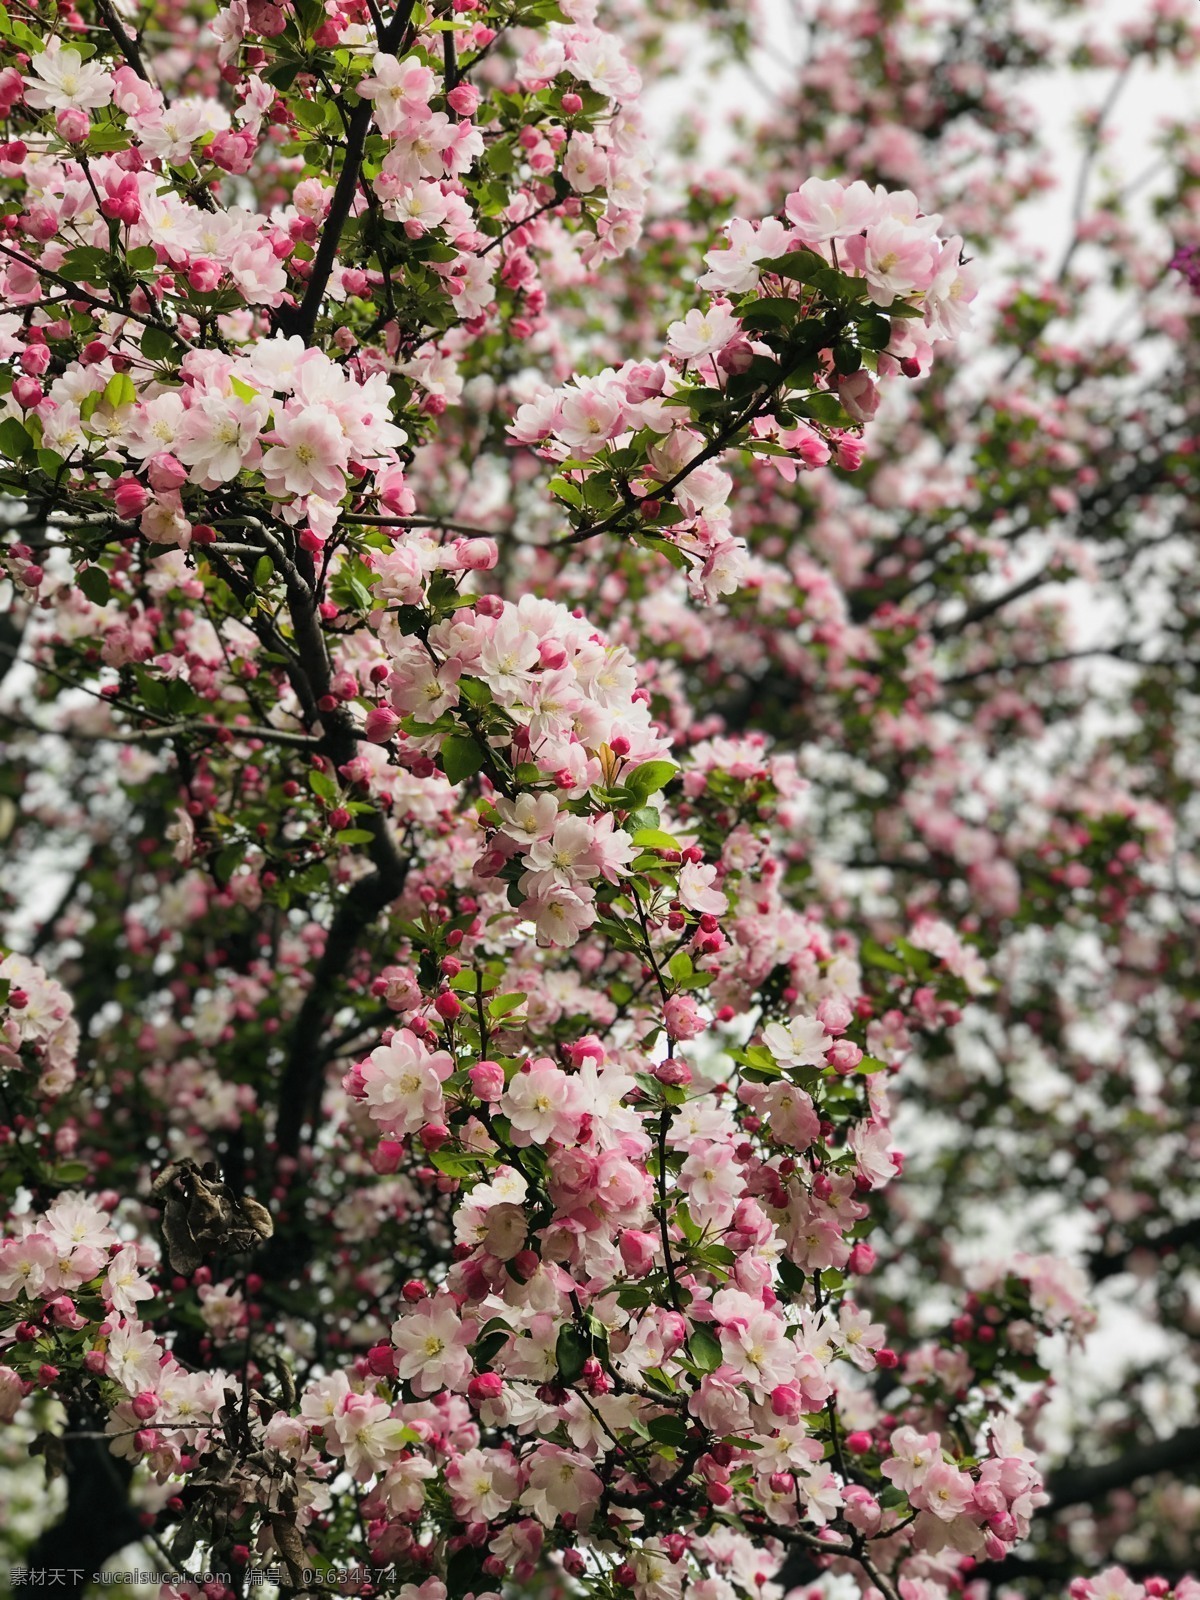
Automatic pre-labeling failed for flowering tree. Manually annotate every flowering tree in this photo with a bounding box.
[0,1,1197,1600]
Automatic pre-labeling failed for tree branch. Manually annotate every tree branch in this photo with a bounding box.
[1088,1215,1200,1282]
[1046,1423,1200,1511]
[276,0,416,345]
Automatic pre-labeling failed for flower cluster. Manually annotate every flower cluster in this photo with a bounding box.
[508,176,974,600]
[1,0,1193,1597]
[0,952,79,1097]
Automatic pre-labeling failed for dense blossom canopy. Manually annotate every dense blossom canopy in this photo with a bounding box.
[0,2,1198,1600]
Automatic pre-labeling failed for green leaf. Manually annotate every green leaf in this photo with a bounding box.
[60,245,108,280]
[86,125,131,154]
[334,828,375,845]
[457,676,493,708]
[0,417,32,460]
[756,248,828,282]
[778,1257,807,1295]
[632,827,680,851]
[798,392,846,424]
[668,950,694,983]
[293,98,327,130]
[308,769,337,803]
[860,937,907,973]
[858,315,892,350]
[471,1328,509,1368]
[625,760,678,800]
[104,372,137,409]
[441,733,485,786]
[555,1323,588,1383]
[77,566,111,606]
[431,1148,496,1178]
[687,1326,723,1373]
[215,844,245,887]
[51,1161,90,1185]
[134,323,173,365]
[125,246,158,273]
[488,992,527,1019]
[647,1413,689,1448]
[617,1284,651,1309]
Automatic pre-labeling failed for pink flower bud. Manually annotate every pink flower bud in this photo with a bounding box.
[664,994,706,1041]
[440,79,478,115]
[816,994,853,1034]
[467,1371,503,1402]
[452,537,498,571]
[0,1366,28,1422]
[208,129,256,175]
[367,1343,397,1376]
[561,92,583,114]
[618,1229,657,1278]
[187,258,223,293]
[838,370,880,424]
[113,477,150,519]
[469,1060,505,1102]
[716,335,754,375]
[146,453,187,492]
[11,375,43,408]
[433,991,461,1021]
[770,1383,802,1423]
[510,1249,539,1281]
[20,343,51,376]
[0,67,24,114]
[46,1296,86,1330]
[826,1039,863,1074]
[55,107,90,143]
[848,1242,877,1275]
[132,1390,159,1419]
[653,1057,692,1086]
[371,1139,404,1174]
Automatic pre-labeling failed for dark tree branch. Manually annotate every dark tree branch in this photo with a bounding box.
[1088,1215,1200,1281]
[931,563,1052,641]
[971,1555,1196,1588]
[273,841,407,1159]
[93,0,152,84]
[1046,1423,1200,1511]
[276,0,416,345]
[13,1411,144,1600]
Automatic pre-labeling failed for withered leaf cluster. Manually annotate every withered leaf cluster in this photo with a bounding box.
[150,1159,274,1276]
